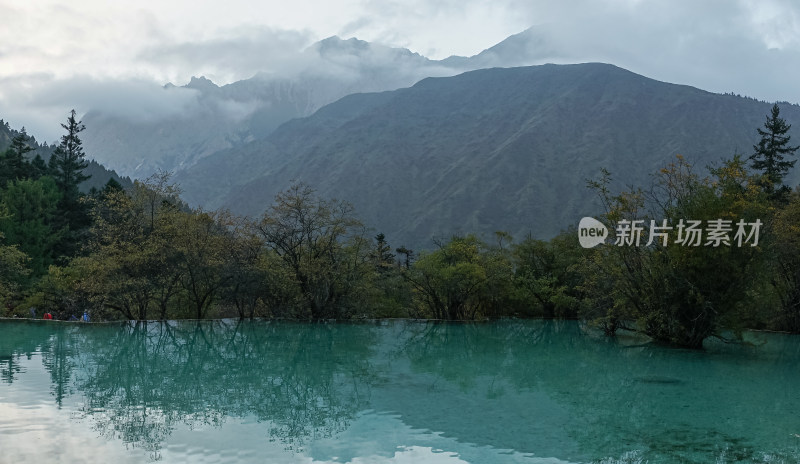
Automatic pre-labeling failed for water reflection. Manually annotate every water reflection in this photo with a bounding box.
[0,320,55,383]
[66,320,377,458]
[1,319,799,463]
[388,321,800,462]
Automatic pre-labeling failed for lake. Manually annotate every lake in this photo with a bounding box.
[1,319,798,463]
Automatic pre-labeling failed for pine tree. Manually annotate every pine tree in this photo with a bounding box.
[49,109,92,259]
[0,130,34,186]
[749,103,799,199]
[29,154,48,180]
[49,109,90,197]
[101,177,124,195]
[371,233,395,272]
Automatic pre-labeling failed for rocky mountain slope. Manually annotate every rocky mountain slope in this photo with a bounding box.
[175,63,800,249]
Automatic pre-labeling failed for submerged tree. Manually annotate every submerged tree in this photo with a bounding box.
[404,234,513,320]
[256,183,368,319]
[581,156,770,348]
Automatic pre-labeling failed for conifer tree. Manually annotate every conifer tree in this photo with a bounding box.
[49,109,90,198]
[0,130,34,186]
[49,109,92,258]
[29,154,48,180]
[749,103,799,199]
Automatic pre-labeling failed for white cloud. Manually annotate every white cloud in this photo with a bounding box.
[136,26,316,84]
[0,74,200,141]
[2,0,800,141]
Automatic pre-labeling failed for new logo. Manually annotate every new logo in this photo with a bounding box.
[578,217,608,248]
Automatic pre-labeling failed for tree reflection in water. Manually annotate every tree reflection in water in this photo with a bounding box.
[1,320,56,384]
[2,320,799,463]
[40,320,378,459]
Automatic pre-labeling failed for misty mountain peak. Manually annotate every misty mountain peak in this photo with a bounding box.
[314,36,370,55]
[185,76,219,91]
[441,26,554,68]
[311,35,424,63]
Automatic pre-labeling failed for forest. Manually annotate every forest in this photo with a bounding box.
[1,106,800,348]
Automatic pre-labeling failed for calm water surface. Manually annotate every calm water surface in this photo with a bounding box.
[1,319,798,463]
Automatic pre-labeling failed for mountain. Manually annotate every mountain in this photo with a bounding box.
[441,27,555,68]
[80,30,563,179]
[175,63,800,249]
[81,36,476,179]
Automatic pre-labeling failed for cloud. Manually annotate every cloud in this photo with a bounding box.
[0,75,200,142]
[508,0,800,103]
[3,0,800,144]
[136,25,317,84]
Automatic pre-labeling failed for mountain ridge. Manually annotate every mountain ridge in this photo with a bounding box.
[175,63,800,249]
[81,31,551,178]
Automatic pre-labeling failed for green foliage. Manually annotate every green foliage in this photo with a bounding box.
[63,174,186,320]
[0,231,30,310]
[749,103,799,200]
[5,106,800,338]
[29,154,48,180]
[0,177,62,276]
[370,233,395,271]
[581,156,771,347]
[49,109,92,259]
[25,264,94,319]
[404,235,513,320]
[256,183,370,319]
[0,131,34,187]
[216,216,271,320]
[49,110,90,197]
[170,209,235,319]
[770,191,800,331]
[512,232,585,318]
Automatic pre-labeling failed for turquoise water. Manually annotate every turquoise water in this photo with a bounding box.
[0,320,798,463]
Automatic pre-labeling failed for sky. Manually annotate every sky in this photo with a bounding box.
[2,0,800,141]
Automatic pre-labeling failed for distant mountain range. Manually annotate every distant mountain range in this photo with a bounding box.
[172,63,800,249]
[72,30,800,250]
[80,29,557,179]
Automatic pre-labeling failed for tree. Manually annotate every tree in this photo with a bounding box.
[395,246,414,269]
[256,183,367,319]
[581,156,770,348]
[404,235,513,320]
[513,232,584,319]
[0,229,30,308]
[0,130,34,186]
[370,233,395,272]
[49,109,91,256]
[770,191,800,331]
[0,177,63,276]
[749,103,799,200]
[171,210,234,320]
[29,154,49,180]
[49,109,90,197]
[101,177,124,195]
[215,214,275,320]
[67,175,184,320]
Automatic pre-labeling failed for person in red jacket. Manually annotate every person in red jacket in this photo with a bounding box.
[43,312,53,320]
